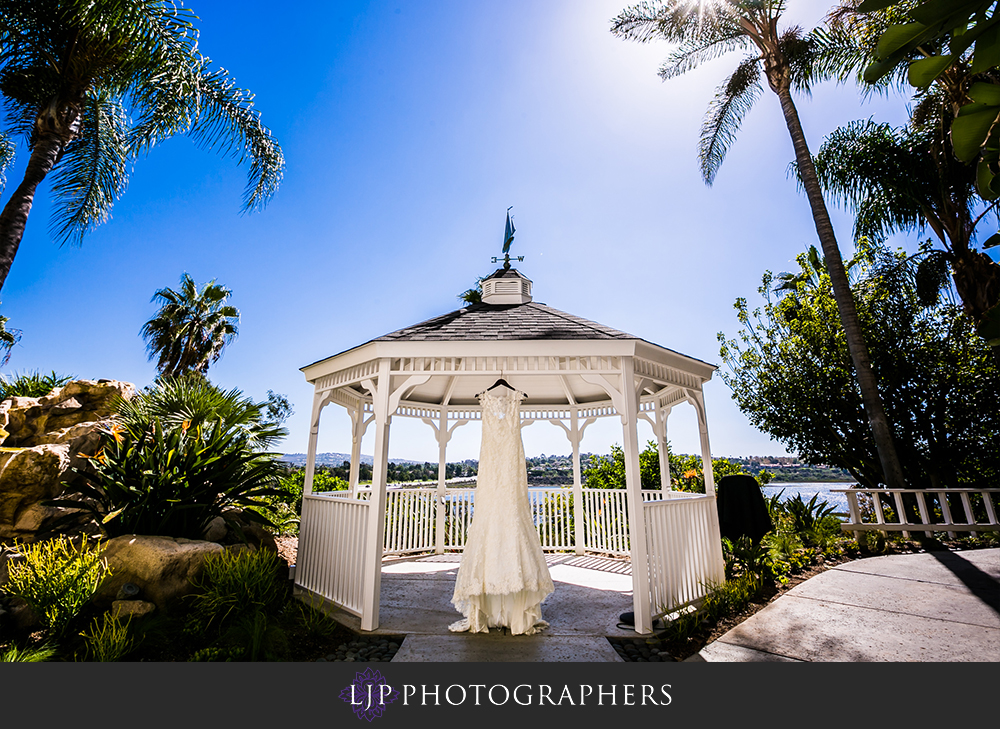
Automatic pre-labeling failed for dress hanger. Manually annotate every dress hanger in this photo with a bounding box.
[477,373,522,398]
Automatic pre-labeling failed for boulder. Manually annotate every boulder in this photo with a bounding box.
[110,600,156,620]
[97,535,224,612]
[0,445,71,541]
[0,379,134,542]
[202,510,279,555]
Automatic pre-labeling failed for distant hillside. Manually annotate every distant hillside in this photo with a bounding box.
[280,452,424,467]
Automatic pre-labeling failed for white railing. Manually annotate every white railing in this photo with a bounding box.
[644,495,725,618]
[306,486,710,557]
[443,488,475,550]
[383,488,437,554]
[296,494,369,616]
[581,488,630,554]
[529,489,574,551]
[832,488,1000,539]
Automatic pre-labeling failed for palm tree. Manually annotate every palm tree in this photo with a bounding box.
[812,115,1000,364]
[0,309,20,366]
[0,0,284,292]
[611,0,908,489]
[141,273,239,377]
[814,3,1000,360]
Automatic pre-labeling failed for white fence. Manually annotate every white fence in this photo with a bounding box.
[297,485,724,618]
[342,486,679,555]
[296,494,370,616]
[832,487,1000,539]
[644,495,725,619]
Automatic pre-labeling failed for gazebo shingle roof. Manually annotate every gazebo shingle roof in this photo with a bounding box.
[372,302,636,342]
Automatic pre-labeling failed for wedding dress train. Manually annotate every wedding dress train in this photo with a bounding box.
[449,385,554,635]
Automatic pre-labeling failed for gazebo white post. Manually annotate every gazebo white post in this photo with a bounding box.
[303,390,327,497]
[347,403,369,498]
[435,407,449,554]
[587,360,653,634]
[570,409,584,555]
[687,389,715,497]
[621,357,653,634]
[686,387,725,580]
[360,359,393,632]
[655,403,672,492]
[554,409,595,556]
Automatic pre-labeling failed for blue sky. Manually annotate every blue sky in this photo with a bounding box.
[0,1,973,463]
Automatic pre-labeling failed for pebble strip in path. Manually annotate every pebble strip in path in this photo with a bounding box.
[315,635,404,662]
[607,636,677,662]
[314,634,677,662]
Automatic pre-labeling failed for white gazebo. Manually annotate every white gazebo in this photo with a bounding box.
[295,267,725,634]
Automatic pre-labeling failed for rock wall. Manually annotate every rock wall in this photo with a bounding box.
[0,379,135,542]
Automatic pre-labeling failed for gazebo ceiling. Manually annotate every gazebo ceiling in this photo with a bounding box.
[301,282,716,412]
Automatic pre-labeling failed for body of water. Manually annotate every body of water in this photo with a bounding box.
[761,482,854,513]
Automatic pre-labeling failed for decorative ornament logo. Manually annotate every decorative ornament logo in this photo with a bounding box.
[339,668,400,721]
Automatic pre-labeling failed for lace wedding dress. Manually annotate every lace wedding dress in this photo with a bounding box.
[449,386,554,635]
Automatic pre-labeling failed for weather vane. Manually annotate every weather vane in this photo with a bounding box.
[492,206,523,270]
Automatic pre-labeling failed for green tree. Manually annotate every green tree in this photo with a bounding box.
[610,0,908,489]
[857,1,1000,178]
[583,440,765,494]
[719,238,1000,489]
[815,2,1000,357]
[458,277,484,306]
[140,273,239,377]
[0,0,284,292]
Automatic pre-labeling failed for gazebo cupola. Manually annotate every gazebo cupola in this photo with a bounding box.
[481,267,532,304]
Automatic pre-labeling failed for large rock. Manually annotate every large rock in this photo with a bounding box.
[97,535,224,612]
[0,379,134,448]
[0,445,71,541]
[0,379,134,542]
[202,510,279,555]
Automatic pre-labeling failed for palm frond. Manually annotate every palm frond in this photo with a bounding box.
[810,119,944,244]
[186,60,284,213]
[612,0,747,45]
[0,132,14,191]
[658,32,751,79]
[779,27,818,95]
[699,56,762,185]
[48,91,130,246]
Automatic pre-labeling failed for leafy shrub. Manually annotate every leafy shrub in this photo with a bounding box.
[188,645,243,662]
[118,375,286,450]
[1,536,109,637]
[188,548,285,630]
[50,377,290,540]
[80,613,135,662]
[187,548,289,661]
[0,643,57,662]
[784,493,838,540]
[0,370,73,400]
[583,441,771,493]
[722,536,774,584]
[55,418,286,540]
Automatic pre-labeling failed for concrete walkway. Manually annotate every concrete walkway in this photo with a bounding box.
[329,553,638,661]
[324,547,999,662]
[689,547,999,662]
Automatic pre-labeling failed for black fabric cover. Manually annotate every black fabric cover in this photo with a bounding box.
[716,474,773,545]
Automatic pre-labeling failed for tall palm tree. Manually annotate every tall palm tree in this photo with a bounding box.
[0,0,284,292]
[611,0,908,489]
[141,273,239,377]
